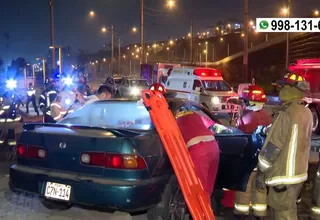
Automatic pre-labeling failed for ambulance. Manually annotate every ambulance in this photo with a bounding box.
[165,66,239,113]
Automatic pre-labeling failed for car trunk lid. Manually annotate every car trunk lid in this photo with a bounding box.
[19,124,141,176]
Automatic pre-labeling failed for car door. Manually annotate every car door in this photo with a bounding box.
[119,79,126,97]
[175,104,260,191]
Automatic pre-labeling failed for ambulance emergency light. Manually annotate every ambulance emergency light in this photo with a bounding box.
[6,79,17,89]
[193,68,221,77]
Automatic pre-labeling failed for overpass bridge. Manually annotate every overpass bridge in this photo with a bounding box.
[147,32,320,84]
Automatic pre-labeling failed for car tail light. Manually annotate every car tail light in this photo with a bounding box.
[80,152,147,170]
[17,144,46,159]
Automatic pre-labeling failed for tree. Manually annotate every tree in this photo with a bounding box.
[7,57,27,78]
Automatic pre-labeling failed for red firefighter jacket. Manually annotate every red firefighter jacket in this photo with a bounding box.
[175,111,215,148]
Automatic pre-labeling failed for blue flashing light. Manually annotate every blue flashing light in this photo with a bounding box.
[6,79,17,90]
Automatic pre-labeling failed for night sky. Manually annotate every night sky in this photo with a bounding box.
[0,0,318,63]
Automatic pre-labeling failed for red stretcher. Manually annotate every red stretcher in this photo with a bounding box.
[142,90,215,220]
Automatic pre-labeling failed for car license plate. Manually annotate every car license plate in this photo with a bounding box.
[45,182,71,201]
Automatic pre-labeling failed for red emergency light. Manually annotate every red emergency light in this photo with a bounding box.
[193,68,221,77]
[149,83,166,93]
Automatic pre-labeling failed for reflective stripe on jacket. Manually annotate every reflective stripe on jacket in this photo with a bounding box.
[258,100,313,186]
[186,135,215,148]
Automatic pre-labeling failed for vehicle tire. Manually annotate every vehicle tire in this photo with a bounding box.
[147,175,180,220]
[40,198,71,211]
[147,175,218,220]
[310,106,320,134]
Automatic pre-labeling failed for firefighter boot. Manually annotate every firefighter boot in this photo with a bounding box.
[234,214,249,220]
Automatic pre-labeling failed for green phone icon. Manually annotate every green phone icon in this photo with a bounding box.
[259,20,269,29]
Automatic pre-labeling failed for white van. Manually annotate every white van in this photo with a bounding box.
[165,67,239,113]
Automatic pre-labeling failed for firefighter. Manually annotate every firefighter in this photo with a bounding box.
[26,83,39,116]
[256,71,313,220]
[234,85,272,220]
[50,84,85,122]
[50,86,76,122]
[175,110,220,200]
[39,78,57,119]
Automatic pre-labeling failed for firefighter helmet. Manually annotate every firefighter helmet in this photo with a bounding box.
[241,85,267,103]
[273,71,310,92]
[149,83,166,93]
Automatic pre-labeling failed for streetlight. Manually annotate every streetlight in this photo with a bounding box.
[101,27,107,33]
[249,20,254,26]
[132,27,137,33]
[167,0,175,8]
[49,45,63,75]
[36,57,46,84]
[282,7,288,15]
[220,38,223,42]
[89,11,95,17]
[103,58,106,62]
[169,40,174,45]
[314,10,319,16]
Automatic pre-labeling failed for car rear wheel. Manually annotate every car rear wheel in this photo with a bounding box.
[40,198,72,211]
[147,175,218,220]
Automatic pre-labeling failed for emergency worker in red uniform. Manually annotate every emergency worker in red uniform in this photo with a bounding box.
[234,85,272,220]
[149,83,220,200]
[175,110,220,200]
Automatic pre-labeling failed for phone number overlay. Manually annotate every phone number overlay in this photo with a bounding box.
[256,18,320,32]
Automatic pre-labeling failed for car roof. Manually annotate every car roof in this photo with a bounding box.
[95,97,200,111]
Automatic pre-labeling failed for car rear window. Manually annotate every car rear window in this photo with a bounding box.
[58,100,153,131]
[114,78,122,84]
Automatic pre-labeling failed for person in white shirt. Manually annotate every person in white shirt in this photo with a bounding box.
[84,85,113,105]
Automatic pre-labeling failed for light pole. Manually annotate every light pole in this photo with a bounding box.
[49,0,56,70]
[212,44,215,62]
[205,42,208,67]
[282,1,291,68]
[227,44,230,56]
[32,64,36,85]
[36,58,47,85]
[140,0,145,64]
[49,45,62,75]
[243,0,249,82]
